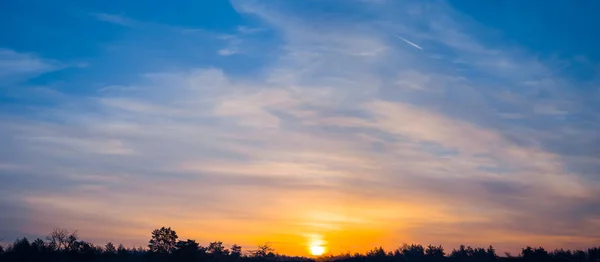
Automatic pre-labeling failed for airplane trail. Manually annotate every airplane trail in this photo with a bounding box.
[397,35,423,50]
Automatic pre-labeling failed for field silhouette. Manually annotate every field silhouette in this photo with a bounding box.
[1,227,600,262]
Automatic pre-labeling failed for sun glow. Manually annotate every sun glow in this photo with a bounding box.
[309,245,326,256]
[307,234,327,256]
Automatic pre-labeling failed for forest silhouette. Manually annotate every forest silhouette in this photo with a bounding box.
[2,227,600,262]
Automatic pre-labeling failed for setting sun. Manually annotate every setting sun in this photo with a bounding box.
[309,245,326,256]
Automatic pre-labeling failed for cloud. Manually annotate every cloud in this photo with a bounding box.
[215,25,272,57]
[91,13,139,27]
[237,26,266,34]
[1,0,599,255]
[0,49,62,80]
[218,48,238,56]
[397,35,423,50]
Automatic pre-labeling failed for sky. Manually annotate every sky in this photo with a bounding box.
[1,0,600,257]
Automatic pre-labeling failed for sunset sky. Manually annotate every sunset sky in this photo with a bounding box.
[1,0,600,257]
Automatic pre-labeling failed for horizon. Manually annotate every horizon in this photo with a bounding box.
[1,0,600,258]
[2,226,600,259]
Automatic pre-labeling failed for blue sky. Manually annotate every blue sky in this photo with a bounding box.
[1,0,600,255]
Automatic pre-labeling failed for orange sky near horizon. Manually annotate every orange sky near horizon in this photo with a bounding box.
[18,186,600,257]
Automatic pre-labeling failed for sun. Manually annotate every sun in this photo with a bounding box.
[309,245,326,256]
[306,233,327,256]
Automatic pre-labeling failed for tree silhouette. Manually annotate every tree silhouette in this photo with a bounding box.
[231,244,242,257]
[4,226,600,262]
[30,238,46,252]
[366,247,386,257]
[117,243,128,256]
[208,241,230,256]
[521,246,548,262]
[485,246,497,261]
[426,244,445,261]
[66,233,79,251]
[173,239,201,261]
[148,226,178,254]
[401,244,425,260]
[45,228,79,252]
[450,245,470,259]
[252,243,274,257]
[46,228,65,251]
[105,242,116,254]
[176,239,200,254]
[589,247,600,262]
[10,238,31,254]
[176,239,200,251]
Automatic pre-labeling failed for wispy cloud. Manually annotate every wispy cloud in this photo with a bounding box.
[396,35,423,50]
[218,48,239,56]
[0,49,62,79]
[91,13,139,27]
[236,26,265,34]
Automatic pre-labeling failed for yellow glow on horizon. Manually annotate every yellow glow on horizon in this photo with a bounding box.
[26,186,600,257]
[309,245,326,256]
[307,233,327,256]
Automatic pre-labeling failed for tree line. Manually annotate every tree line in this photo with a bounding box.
[1,227,600,262]
[327,244,600,262]
[0,227,303,262]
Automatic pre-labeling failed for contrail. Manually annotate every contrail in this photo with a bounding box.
[396,35,423,50]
